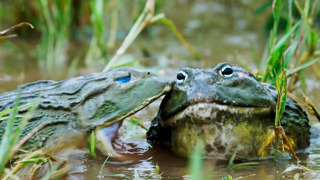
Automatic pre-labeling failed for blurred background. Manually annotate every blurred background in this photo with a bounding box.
[0,0,275,92]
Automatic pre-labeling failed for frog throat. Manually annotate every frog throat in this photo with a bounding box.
[161,102,273,127]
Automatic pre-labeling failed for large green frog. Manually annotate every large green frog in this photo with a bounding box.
[0,67,171,156]
[147,63,310,160]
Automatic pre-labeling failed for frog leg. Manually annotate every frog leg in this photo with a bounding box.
[95,120,123,157]
[275,126,299,161]
[257,129,275,157]
[258,127,299,160]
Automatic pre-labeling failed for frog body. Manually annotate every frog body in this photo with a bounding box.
[0,67,171,154]
[147,63,310,160]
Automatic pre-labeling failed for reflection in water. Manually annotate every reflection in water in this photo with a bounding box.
[65,131,320,179]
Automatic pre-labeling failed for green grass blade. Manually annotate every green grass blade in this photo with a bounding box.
[99,154,110,180]
[274,67,287,161]
[271,20,301,55]
[229,162,260,169]
[0,103,32,116]
[286,58,320,77]
[103,1,149,71]
[153,14,203,61]
[0,116,23,121]
[0,90,21,174]
[275,70,287,127]
[283,22,302,67]
[259,38,271,74]
[90,130,96,157]
[222,174,233,180]
[103,174,128,178]
[227,151,237,169]
[10,100,39,157]
[188,143,204,180]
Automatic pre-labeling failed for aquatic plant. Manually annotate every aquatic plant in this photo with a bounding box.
[259,0,319,88]
[188,142,204,180]
[0,22,33,40]
[260,0,320,161]
[36,0,72,77]
[84,0,110,66]
[0,1,201,78]
[103,0,201,71]
[0,90,38,177]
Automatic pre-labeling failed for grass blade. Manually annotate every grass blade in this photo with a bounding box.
[0,90,21,174]
[271,20,301,55]
[274,67,287,161]
[0,22,33,40]
[227,151,237,169]
[152,14,203,61]
[188,142,204,180]
[0,103,32,116]
[99,154,110,180]
[90,130,96,158]
[286,58,320,77]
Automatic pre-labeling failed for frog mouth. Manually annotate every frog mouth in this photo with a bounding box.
[162,102,273,126]
[88,84,172,132]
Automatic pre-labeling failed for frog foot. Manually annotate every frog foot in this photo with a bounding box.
[274,126,299,161]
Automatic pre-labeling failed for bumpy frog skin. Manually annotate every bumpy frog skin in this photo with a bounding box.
[0,67,171,156]
[147,63,310,160]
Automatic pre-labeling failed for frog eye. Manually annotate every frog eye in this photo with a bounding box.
[115,76,131,83]
[177,70,188,85]
[115,73,131,83]
[219,65,233,78]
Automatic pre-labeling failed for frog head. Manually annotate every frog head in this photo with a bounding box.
[77,67,171,132]
[157,63,275,121]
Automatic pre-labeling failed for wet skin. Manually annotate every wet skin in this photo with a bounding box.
[147,63,310,160]
[0,67,171,156]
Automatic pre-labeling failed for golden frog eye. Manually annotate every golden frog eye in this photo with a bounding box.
[219,65,233,78]
[176,70,188,85]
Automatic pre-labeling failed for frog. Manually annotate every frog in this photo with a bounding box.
[147,62,310,160]
[0,67,171,157]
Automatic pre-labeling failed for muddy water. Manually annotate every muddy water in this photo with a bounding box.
[1,0,320,179]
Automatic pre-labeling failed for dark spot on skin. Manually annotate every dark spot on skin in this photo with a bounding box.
[214,139,221,147]
[207,79,214,84]
[205,145,214,152]
[217,146,225,154]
